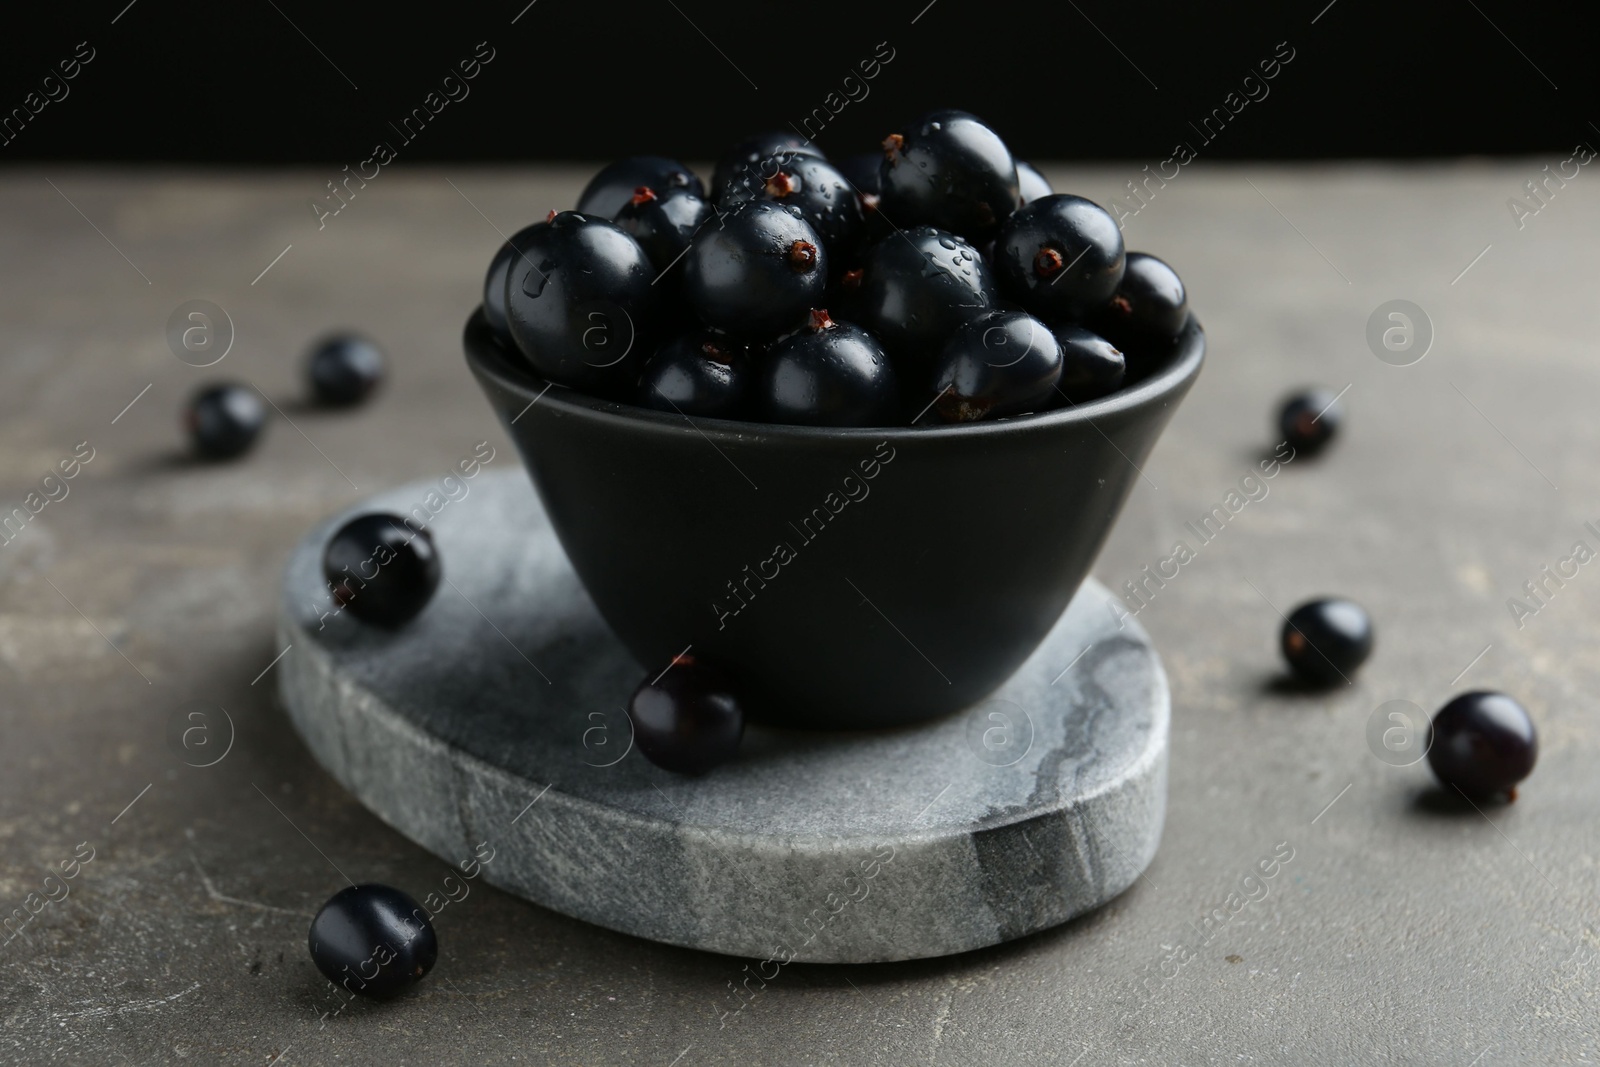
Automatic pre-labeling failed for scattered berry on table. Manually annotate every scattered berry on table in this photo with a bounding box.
[308,884,437,999]
[1280,597,1373,685]
[322,513,441,628]
[308,333,386,407]
[1278,388,1342,455]
[186,383,265,460]
[1427,691,1537,801]
[629,655,746,775]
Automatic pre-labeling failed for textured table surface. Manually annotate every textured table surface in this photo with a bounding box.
[1,163,1597,1065]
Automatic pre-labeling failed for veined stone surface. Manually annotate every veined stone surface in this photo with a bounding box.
[278,470,1169,962]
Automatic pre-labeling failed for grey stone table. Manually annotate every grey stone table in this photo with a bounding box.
[1,162,1598,1065]
[276,472,1168,964]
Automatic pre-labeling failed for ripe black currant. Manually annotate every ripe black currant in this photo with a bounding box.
[637,332,749,419]
[682,202,827,339]
[186,383,265,460]
[1427,692,1537,801]
[502,211,659,397]
[629,655,745,775]
[878,109,1019,241]
[757,309,898,427]
[323,513,441,628]
[308,884,437,999]
[577,156,703,219]
[994,194,1125,324]
[1280,598,1373,685]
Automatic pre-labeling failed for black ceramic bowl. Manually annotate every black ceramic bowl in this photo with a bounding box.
[465,310,1203,730]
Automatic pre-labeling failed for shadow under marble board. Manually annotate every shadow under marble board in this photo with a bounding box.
[276,469,1169,963]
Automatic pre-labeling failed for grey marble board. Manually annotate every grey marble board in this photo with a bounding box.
[276,469,1169,962]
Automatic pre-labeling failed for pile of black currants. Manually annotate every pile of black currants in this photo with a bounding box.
[479,110,1189,427]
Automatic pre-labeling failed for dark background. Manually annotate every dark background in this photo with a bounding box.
[0,0,1595,164]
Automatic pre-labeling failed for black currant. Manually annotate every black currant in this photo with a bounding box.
[1051,325,1126,404]
[614,185,712,275]
[576,156,703,219]
[638,332,749,419]
[1279,389,1342,455]
[1280,598,1373,686]
[994,194,1125,323]
[878,110,1019,241]
[482,224,542,343]
[307,333,386,407]
[308,884,437,999]
[758,309,898,427]
[852,226,997,388]
[1016,160,1053,205]
[1427,692,1537,801]
[1091,251,1187,355]
[930,310,1063,423]
[629,655,745,775]
[719,154,864,260]
[503,211,659,397]
[323,513,441,628]
[711,132,824,202]
[186,383,265,460]
[682,202,827,339]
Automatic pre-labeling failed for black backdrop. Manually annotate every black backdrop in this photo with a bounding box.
[1,0,1595,164]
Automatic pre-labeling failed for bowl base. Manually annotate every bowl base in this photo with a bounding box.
[277,469,1169,962]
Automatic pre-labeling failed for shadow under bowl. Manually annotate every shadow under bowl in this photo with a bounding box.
[464,309,1204,730]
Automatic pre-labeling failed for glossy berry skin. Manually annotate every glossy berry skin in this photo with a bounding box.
[503,211,659,397]
[186,383,265,460]
[1091,252,1188,361]
[482,224,542,343]
[638,332,748,419]
[308,334,386,406]
[323,513,440,628]
[720,154,864,259]
[629,656,745,775]
[1427,692,1537,801]
[930,311,1063,423]
[711,132,824,203]
[853,226,997,382]
[1280,598,1373,686]
[1279,389,1342,455]
[614,186,712,275]
[994,194,1125,323]
[682,202,827,339]
[1016,160,1053,204]
[758,311,898,427]
[879,110,1019,241]
[1051,325,1126,404]
[308,884,437,999]
[576,156,703,219]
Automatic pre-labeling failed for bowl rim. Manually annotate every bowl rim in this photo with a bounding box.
[463,306,1205,443]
